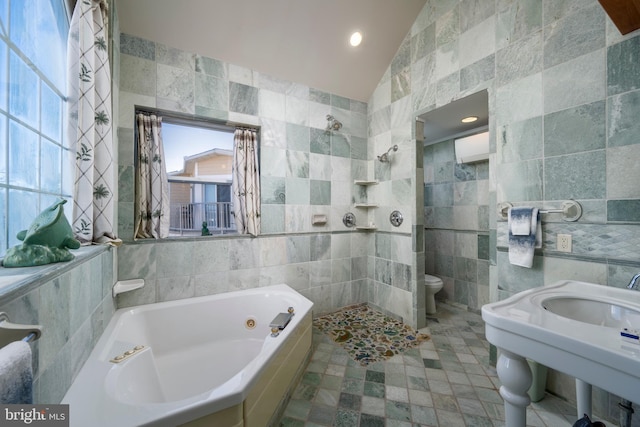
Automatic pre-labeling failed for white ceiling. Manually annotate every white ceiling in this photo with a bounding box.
[117,0,427,102]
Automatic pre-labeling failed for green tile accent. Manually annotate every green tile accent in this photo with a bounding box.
[423,358,443,369]
[365,370,385,384]
[607,90,640,148]
[608,34,640,96]
[607,200,640,223]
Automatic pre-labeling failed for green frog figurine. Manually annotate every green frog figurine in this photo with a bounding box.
[3,198,81,267]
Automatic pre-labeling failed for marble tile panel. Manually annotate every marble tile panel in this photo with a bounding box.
[496,31,542,86]
[157,63,194,107]
[285,205,311,233]
[195,55,226,79]
[286,150,309,178]
[331,94,350,110]
[309,153,332,181]
[156,43,194,70]
[286,123,310,152]
[607,199,640,223]
[496,159,543,202]
[495,0,542,49]
[542,257,607,285]
[117,243,157,281]
[120,33,155,60]
[191,239,229,273]
[436,6,459,47]
[285,178,310,205]
[286,96,309,126]
[607,90,640,148]
[331,133,351,159]
[261,176,286,204]
[258,89,286,121]
[228,239,260,270]
[453,181,477,206]
[287,235,310,264]
[544,100,605,156]
[495,72,542,127]
[497,116,542,163]
[543,0,598,23]
[436,72,461,107]
[412,22,436,62]
[260,118,286,149]
[229,82,259,116]
[459,0,495,33]
[157,275,194,303]
[544,150,606,200]
[260,205,285,234]
[310,128,330,155]
[496,251,543,294]
[391,68,411,103]
[460,54,495,93]
[309,88,330,105]
[391,36,411,77]
[459,16,496,69]
[543,49,605,114]
[310,180,331,205]
[194,73,227,112]
[259,146,286,177]
[607,34,640,96]
[156,241,195,278]
[544,4,605,69]
[119,54,156,96]
[435,40,459,81]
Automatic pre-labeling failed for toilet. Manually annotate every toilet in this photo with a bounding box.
[424,274,444,315]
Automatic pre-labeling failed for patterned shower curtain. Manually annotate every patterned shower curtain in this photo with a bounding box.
[134,113,170,239]
[67,0,120,244]
[232,128,260,236]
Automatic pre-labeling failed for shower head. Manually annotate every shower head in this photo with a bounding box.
[325,114,343,132]
[377,145,398,162]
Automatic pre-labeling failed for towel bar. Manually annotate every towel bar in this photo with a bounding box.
[0,312,42,348]
[498,200,582,222]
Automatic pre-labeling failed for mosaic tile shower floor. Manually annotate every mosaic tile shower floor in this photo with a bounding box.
[313,304,431,366]
[278,302,603,427]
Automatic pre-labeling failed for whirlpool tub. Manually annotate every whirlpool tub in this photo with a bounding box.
[62,284,313,427]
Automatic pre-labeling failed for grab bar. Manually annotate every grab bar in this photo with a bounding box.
[0,312,42,347]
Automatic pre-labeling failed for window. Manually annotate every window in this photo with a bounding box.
[162,120,236,236]
[0,0,71,256]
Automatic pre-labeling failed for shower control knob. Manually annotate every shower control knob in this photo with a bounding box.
[390,210,403,227]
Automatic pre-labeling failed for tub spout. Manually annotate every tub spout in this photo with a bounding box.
[269,311,294,330]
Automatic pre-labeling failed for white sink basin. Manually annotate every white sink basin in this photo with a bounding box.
[482,280,640,427]
[541,296,640,328]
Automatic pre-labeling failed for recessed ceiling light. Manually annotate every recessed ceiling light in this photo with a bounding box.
[461,116,478,123]
[349,31,363,47]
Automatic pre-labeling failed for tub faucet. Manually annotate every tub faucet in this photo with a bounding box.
[627,272,640,290]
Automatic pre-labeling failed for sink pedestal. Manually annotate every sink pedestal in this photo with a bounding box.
[482,281,640,427]
[496,350,532,426]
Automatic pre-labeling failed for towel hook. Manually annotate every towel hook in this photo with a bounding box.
[0,312,42,347]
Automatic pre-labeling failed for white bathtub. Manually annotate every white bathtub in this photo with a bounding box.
[62,284,313,427]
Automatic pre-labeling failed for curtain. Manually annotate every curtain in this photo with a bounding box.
[134,113,170,239]
[67,0,120,245]
[232,128,260,236]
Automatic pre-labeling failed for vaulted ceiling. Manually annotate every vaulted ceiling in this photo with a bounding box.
[117,0,427,102]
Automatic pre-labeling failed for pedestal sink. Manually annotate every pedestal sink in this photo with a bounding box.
[482,280,640,427]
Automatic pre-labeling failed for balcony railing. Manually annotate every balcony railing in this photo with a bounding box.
[169,202,236,235]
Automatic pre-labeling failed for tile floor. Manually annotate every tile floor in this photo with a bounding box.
[277,302,605,427]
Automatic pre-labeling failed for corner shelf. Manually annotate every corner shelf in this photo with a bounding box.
[354,203,378,208]
[355,226,377,231]
[354,180,378,186]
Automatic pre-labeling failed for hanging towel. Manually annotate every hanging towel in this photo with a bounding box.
[508,207,541,268]
[0,341,33,404]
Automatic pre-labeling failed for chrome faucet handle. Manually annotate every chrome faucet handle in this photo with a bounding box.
[627,272,640,290]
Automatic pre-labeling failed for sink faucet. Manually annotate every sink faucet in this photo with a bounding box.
[628,272,640,290]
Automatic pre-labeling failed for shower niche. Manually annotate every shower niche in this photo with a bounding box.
[353,180,378,230]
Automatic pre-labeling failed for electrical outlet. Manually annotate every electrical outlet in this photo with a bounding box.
[557,234,572,253]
